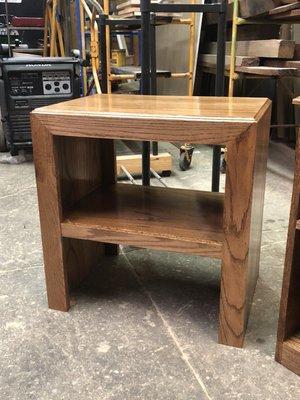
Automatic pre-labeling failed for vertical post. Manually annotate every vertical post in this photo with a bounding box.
[188,0,196,96]
[79,1,87,95]
[4,0,11,57]
[228,0,238,97]
[50,0,58,57]
[141,0,151,185]
[150,13,158,156]
[103,0,112,93]
[99,15,108,94]
[212,0,227,192]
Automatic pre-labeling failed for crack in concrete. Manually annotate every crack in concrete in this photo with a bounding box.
[0,186,36,201]
[121,249,212,400]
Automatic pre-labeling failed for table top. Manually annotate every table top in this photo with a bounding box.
[33,94,270,124]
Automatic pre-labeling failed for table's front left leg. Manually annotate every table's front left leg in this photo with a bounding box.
[31,115,118,311]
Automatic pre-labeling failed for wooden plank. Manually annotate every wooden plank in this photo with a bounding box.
[293,96,300,105]
[61,184,225,258]
[208,1,280,24]
[117,0,141,10]
[206,40,295,59]
[229,0,281,18]
[262,59,300,68]
[117,153,172,176]
[236,66,298,76]
[269,8,300,20]
[201,54,260,68]
[269,2,300,15]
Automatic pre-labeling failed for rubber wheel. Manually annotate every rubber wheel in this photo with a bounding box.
[179,152,191,171]
[220,157,226,174]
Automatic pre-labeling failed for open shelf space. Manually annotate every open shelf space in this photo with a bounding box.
[61,183,224,258]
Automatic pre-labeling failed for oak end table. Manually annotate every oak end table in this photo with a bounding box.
[31,94,271,348]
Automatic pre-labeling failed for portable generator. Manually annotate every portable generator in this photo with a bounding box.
[0,57,81,155]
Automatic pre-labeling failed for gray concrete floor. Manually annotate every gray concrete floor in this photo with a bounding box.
[0,142,299,400]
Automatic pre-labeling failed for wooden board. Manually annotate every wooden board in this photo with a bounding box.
[117,152,172,176]
[201,54,260,68]
[269,2,300,15]
[116,10,181,18]
[293,96,300,105]
[230,0,281,18]
[236,66,298,77]
[262,59,300,68]
[117,0,141,10]
[61,184,225,258]
[116,0,159,11]
[269,7,300,20]
[206,40,295,59]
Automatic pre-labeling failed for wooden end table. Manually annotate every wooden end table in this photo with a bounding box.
[31,94,271,348]
[276,96,300,375]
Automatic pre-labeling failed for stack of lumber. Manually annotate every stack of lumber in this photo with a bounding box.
[227,0,300,20]
[115,0,181,19]
[202,0,300,77]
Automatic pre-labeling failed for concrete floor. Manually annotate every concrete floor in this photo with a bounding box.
[0,141,299,400]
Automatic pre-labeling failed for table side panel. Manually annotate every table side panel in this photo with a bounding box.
[246,105,272,319]
[276,136,300,363]
[219,105,271,348]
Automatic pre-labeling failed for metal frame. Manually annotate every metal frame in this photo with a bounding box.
[140,0,228,190]
[99,1,227,189]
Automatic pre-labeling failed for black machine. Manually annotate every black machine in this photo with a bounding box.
[0,57,81,155]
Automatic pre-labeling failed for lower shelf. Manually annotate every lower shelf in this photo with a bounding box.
[280,333,300,375]
[61,183,224,258]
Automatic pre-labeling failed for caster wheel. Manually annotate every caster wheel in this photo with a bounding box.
[0,129,7,152]
[221,157,226,174]
[161,170,171,177]
[179,151,191,171]
[10,148,18,157]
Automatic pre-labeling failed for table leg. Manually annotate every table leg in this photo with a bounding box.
[219,108,271,347]
[31,115,118,311]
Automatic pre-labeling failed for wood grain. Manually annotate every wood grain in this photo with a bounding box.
[276,131,300,375]
[61,184,224,258]
[206,40,295,59]
[31,116,118,311]
[201,54,260,68]
[31,115,69,311]
[280,334,300,376]
[31,95,269,145]
[219,105,271,348]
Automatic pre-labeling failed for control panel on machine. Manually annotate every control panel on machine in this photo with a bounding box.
[42,71,71,95]
[8,70,71,96]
